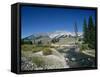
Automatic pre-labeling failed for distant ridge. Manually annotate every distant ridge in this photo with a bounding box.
[23,30,83,40]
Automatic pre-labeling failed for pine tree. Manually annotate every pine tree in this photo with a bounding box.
[88,16,95,49]
[83,16,95,49]
[83,18,88,43]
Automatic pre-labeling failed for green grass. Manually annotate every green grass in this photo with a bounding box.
[22,44,54,56]
[31,56,45,67]
[21,44,34,51]
[32,46,53,55]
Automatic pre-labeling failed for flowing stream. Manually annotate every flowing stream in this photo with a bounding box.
[58,47,96,68]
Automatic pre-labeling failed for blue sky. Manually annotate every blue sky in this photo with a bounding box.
[21,6,96,38]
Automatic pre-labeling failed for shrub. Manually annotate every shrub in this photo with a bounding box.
[43,48,52,55]
[32,47,42,53]
[80,44,89,51]
[21,40,32,45]
[78,38,82,41]
[32,46,52,53]
[21,45,34,51]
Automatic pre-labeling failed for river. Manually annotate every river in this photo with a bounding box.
[58,47,96,68]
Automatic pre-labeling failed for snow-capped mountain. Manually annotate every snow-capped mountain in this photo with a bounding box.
[48,31,82,39]
[23,31,83,40]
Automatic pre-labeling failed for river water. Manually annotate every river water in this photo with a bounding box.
[58,47,96,68]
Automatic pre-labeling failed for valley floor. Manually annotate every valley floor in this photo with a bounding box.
[21,44,96,71]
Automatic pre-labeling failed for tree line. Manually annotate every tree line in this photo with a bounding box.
[83,16,95,49]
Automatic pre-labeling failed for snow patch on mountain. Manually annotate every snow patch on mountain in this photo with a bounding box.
[49,31,82,39]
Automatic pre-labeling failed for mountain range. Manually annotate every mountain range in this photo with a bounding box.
[23,31,83,40]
